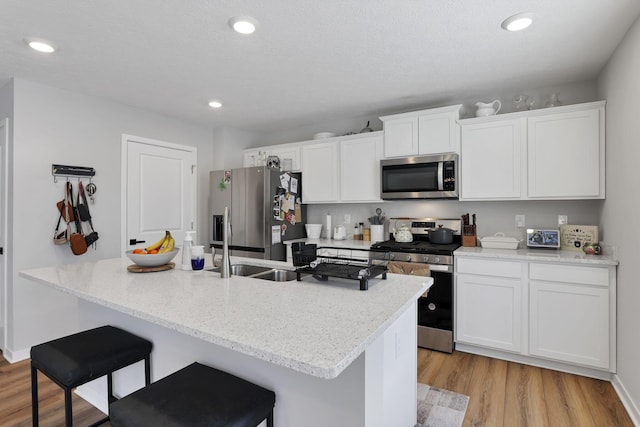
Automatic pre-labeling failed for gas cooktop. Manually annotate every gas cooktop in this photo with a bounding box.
[370,239,461,255]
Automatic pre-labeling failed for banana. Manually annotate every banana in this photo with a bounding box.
[159,234,175,254]
[145,231,169,252]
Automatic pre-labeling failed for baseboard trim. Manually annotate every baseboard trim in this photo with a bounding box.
[2,346,30,363]
[612,374,640,426]
[455,343,613,381]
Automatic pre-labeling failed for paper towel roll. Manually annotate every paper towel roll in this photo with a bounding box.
[325,214,332,239]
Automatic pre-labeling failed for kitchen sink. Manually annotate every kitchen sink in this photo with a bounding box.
[209,264,297,281]
[252,270,298,282]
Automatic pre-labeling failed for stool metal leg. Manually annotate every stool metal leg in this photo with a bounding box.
[31,364,39,427]
[64,387,73,427]
[267,409,274,427]
[144,354,151,385]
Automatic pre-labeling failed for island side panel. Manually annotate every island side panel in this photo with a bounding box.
[365,300,418,427]
[76,301,370,427]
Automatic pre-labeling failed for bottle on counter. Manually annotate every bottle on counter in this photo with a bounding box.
[181,231,196,270]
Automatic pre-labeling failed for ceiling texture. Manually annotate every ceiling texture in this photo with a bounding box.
[2,1,640,133]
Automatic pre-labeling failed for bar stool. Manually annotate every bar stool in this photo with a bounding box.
[109,362,275,427]
[30,325,152,427]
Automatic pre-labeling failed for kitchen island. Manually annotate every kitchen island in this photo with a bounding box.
[20,256,430,427]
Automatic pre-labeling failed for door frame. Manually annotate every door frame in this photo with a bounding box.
[120,134,197,252]
[0,118,9,353]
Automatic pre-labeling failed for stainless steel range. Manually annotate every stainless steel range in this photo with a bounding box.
[369,218,461,353]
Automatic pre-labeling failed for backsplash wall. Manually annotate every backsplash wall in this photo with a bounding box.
[307,200,603,242]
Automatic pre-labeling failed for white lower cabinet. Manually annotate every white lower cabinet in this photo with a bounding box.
[456,258,523,353]
[455,255,616,373]
[456,273,522,352]
[528,263,611,369]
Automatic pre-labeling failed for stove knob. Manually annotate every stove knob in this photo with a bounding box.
[423,256,429,263]
[405,255,412,262]
[428,303,436,311]
[434,257,440,263]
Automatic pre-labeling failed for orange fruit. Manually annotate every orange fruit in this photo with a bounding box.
[132,249,147,254]
[148,249,159,254]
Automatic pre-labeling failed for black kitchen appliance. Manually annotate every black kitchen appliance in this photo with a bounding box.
[369,218,461,353]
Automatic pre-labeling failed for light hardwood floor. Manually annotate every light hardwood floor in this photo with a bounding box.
[418,348,634,427]
[1,350,634,426]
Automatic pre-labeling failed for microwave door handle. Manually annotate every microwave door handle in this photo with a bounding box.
[437,161,444,190]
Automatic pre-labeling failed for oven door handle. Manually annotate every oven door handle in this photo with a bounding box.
[426,264,453,273]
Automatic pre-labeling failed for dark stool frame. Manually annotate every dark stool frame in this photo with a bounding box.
[109,362,275,427]
[30,326,152,427]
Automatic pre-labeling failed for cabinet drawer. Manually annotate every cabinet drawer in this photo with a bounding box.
[529,263,609,287]
[456,257,522,278]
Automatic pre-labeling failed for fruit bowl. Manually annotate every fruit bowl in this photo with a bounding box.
[125,249,179,267]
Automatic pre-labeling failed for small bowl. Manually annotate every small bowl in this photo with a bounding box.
[313,132,336,140]
[125,249,179,267]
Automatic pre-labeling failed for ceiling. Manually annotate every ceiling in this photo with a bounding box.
[2,1,640,133]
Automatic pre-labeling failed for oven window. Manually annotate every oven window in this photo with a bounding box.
[382,162,440,193]
[418,270,453,331]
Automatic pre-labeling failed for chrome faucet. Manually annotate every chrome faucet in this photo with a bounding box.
[220,206,232,278]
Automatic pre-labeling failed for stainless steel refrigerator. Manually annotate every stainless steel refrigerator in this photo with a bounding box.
[209,167,306,261]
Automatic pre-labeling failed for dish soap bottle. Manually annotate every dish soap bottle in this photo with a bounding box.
[181,231,196,270]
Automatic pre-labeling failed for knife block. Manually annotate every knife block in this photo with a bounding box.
[462,225,477,247]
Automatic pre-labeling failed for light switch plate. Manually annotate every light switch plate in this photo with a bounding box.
[558,215,568,226]
[515,214,526,228]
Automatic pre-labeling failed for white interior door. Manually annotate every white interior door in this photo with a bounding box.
[122,134,196,252]
[0,118,8,352]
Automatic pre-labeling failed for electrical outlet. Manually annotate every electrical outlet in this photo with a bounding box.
[344,214,351,224]
[558,215,568,226]
[515,214,526,228]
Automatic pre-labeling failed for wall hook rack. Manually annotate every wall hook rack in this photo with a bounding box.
[52,164,96,183]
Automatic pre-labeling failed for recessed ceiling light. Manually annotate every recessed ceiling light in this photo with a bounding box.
[26,38,56,53]
[501,13,535,31]
[228,16,258,34]
[208,101,223,108]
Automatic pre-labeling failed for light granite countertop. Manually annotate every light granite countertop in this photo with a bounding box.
[455,246,619,266]
[20,256,430,379]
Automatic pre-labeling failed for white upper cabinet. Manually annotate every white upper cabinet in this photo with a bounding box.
[527,107,604,199]
[300,132,383,204]
[381,116,418,158]
[339,134,383,202]
[380,104,463,158]
[460,118,525,200]
[459,101,605,201]
[301,140,340,203]
[243,142,301,170]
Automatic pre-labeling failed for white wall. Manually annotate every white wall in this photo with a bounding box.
[597,16,640,421]
[307,200,602,241]
[4,78,215,359]
[258,80,598,146]
[212,126,261,170]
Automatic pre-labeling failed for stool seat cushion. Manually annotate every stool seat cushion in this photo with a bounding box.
[30,326,152,388]
[110,362,276,427]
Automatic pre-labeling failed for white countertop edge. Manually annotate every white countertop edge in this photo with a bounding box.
[454,247,618,266]
[20,262,430,380]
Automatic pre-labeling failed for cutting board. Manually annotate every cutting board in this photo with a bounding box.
[127,262,175,273]
[560,225,599,252]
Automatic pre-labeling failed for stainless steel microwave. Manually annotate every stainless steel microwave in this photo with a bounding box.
[380,153,458,200]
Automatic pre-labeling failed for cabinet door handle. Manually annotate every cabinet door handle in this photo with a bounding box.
[129,239,146,245]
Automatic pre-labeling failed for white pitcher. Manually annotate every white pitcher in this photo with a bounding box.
[475,100,501,117]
